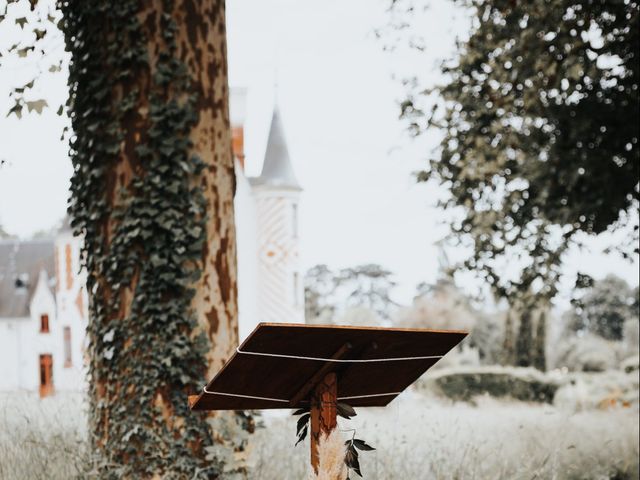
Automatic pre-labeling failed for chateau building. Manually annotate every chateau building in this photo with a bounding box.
[0,89,304,395]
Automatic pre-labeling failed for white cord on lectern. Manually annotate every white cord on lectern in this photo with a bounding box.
[201,385,290,403]
[201,386,405,403]
[234,347,443,363]
[200,347,440,403]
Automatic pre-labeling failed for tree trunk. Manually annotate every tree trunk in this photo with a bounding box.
[502,310,515,366]
[61,0,243,477]
[533,309,547,371]
[515,309,533,367]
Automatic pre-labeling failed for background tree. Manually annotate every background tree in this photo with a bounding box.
[305,263,398,322]
[568,274,638,340]
[336,264,398,319]
[304,264,338,323]
[397,276,476,331]
[397,0,639,301]
[1,0,251,477]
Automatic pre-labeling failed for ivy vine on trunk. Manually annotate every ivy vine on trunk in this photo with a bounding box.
[60,0,249,477]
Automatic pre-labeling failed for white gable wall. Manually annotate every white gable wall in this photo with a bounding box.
[53,230,88,392]
[0,271,57,392]
[235,162,260,342]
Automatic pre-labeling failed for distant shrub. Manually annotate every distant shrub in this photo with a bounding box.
[419,366,559,403]
[554,334,620,372]
[553,370,639,412]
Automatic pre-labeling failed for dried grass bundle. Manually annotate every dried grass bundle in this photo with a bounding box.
[308,429,348,480]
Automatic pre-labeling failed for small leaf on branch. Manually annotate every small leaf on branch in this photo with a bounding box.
[296,413,310,436]
[295,425,307,446]
[353,438,375,451]
[15,17,27,29]
[337,402,357,419]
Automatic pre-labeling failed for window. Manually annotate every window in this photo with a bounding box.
[39,354,54,398]
[293,272,300,307]
[40,314,49,333]
[292,203,299,238]
[63,327,72,368]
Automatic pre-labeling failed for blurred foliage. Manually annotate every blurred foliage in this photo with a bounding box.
[568,274,638,340]
[0,223,17,239]
[555,333,621,371]
[396,0,639,301]
[0,0,66,118]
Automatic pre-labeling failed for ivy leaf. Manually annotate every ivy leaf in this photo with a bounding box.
[15,17,27,29]
[7,101,22,118]
[25,99,48,113]
[17,46,35,58]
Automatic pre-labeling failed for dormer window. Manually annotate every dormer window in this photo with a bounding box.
[14,273,29,289]
[40,314,50,333]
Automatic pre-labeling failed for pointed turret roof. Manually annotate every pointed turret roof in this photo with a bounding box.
[251,107,302,191]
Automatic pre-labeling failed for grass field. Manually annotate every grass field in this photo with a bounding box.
[1,388,637,479]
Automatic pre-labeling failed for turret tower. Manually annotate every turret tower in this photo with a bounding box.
[251,107,304,325]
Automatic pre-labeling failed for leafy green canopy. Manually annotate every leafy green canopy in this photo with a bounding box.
[402,0,639,300]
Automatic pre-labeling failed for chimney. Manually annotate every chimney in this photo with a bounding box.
[229,87,248,169]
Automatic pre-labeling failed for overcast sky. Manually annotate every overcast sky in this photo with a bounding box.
[0,0,637,308]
